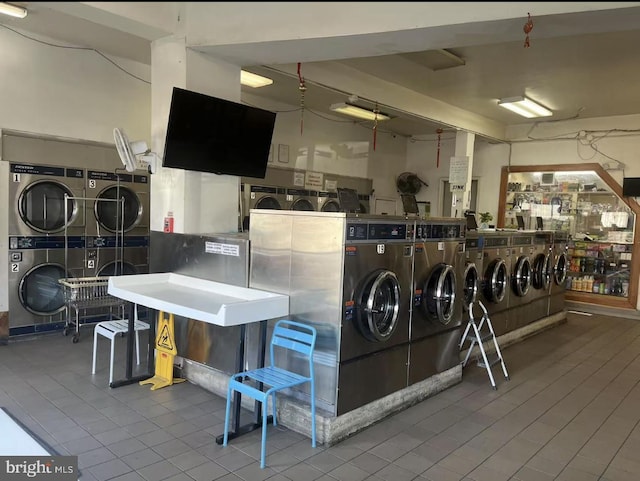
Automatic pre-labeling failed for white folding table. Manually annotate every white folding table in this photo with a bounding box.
[107,272,289,442]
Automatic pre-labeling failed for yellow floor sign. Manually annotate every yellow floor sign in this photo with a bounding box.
[140,311,185,391]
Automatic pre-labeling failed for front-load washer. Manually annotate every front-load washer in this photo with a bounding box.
[8,162,86,237]
[409,218,469,385]
[478,232,511,336]
[248,185,286,210]
[287,188,316,211]
[528,231,554,324]
[338,216,414,414]
[549,231,569,315]
[506,233,534,332]
[85,170,150,238]
[318,191,340,212]
[7,235,85,336]
[464,231,484,310]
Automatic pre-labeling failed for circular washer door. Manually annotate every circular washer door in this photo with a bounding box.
[554,252,568,285]
[356,270,401,342]
[19,263,68,315]
[95,186,142,232]
[255,196,281,209]
[532,253,552,290]
[291,198,315,211]
[19,180,77,233]
[484,259,507,303]
[98,261,138,277]
[422,263,457,325]
[512,256,532,297]
[321,200,340,212]
[463,263,479,306]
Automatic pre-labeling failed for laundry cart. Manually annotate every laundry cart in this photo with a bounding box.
[59,276,126,343]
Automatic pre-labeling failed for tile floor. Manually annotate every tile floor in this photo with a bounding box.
[1,311,640,481]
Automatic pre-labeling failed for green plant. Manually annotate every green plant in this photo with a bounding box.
[479,212,493,224]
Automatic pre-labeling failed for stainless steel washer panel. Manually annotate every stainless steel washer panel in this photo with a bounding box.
[249,211,415,416]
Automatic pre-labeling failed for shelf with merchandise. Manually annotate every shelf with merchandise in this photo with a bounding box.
[499,163,640,310]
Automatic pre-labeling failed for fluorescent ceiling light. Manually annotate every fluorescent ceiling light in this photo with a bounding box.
[240,70,273,88]
[0,2,27,18]
[330,103,390,121]
[498,96,552,118]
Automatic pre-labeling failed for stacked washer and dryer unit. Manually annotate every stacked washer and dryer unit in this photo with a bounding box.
[5,133,85,335]
[84,146,150,280]
[3,131,150,338]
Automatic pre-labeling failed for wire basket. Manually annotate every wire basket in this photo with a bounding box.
[58,276,112,303]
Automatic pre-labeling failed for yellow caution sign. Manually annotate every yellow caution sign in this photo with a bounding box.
[140,311,185,391]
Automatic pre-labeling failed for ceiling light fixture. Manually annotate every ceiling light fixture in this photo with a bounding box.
[0,2,27,18]
[240,70,273,88]
[330,103,390,121]
[498,96,552,118]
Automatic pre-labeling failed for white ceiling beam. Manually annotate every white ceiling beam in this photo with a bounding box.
[271,61,506,141]
[30,2,180,41]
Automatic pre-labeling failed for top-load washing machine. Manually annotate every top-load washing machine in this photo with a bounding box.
[318,191,340,212]
[506,233,534,332]
[287,188,316,211]
[478,232,511,336]
[549,231,570,315]
[409,218,472,385]
[85,170,150,238]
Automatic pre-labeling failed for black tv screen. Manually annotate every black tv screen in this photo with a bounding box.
[162,87,276,179]
[623,177,640,197]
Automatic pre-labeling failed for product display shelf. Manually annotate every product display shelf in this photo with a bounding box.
[567,240,631,298]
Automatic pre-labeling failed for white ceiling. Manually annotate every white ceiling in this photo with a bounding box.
[7,2,640,139]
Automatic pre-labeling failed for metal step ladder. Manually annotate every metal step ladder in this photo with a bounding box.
[459,300,509,389]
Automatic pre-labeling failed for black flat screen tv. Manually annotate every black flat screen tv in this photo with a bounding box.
[162,87,276,179]
[622,177,640,197]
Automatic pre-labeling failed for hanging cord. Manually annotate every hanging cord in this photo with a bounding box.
[373,102,380,151]
[436,128,443,167]
[523,13,534,48]
[297,63,307,136]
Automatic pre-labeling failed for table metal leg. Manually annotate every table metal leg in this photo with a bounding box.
[215,320,272,445]
[109,303,154,389]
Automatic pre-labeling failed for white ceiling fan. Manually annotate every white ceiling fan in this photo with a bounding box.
[113,127,158,174]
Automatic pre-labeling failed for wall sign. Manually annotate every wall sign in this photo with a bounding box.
[305,171,323,189]
[449,156,470,191]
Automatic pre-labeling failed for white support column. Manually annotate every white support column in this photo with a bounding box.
[452,131,475,218]
[150,35,241,234]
